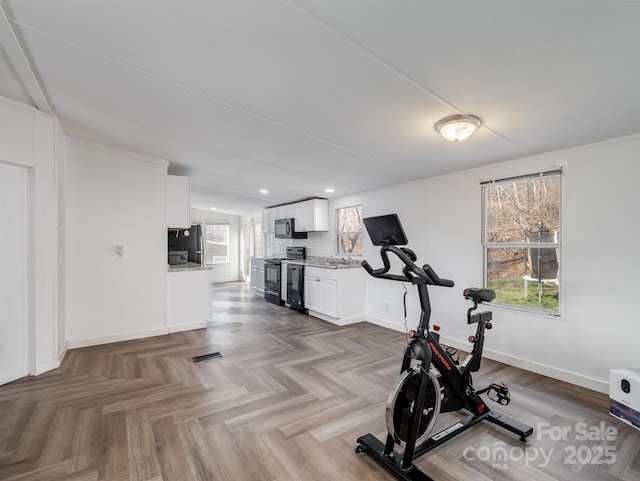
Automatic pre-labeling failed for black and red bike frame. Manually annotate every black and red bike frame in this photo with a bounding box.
[356,242,533,481]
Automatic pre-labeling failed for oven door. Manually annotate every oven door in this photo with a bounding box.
[287,264,306,312]
[264,260,283,305]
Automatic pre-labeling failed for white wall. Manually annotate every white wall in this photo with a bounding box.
[363,134,640,393]
[191,208,242,283]
[65,139,168,347]
[0,97,60,375]
[6,92,635,394]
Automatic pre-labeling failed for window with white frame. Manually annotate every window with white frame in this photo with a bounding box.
[336,205,363,255]
[205,223,230,264]
[482,170,561,313]
[253,221,262,257]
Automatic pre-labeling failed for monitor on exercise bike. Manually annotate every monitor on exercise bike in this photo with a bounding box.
[363,214,408,246]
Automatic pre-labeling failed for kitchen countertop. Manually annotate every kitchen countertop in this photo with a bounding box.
[282,257,363,270]
[168,262,213,272]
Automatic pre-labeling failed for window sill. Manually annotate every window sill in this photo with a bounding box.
[489,302,563,319]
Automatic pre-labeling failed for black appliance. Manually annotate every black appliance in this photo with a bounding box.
[168,250,188,265]
[168,224,204,265]
[264,258,283,305]
[264,246,306,306]
[275,218,307,239]
[287,263,306,313]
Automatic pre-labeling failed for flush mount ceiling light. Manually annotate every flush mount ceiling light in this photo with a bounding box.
[435,114,482,142]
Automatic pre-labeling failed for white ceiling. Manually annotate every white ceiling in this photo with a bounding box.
[1,1,639,216]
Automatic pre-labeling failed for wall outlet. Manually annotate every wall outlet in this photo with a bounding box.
[384,301,390,311]
[115,244,125,261]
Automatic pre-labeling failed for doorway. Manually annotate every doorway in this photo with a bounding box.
[240,218,262,283]
[241,222,251,281]
[0,162,30,385]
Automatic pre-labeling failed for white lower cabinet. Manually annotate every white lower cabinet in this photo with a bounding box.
[305,275,337,317]
[167,269,211,332]
[250,257,264,295]
[304,266,364,325]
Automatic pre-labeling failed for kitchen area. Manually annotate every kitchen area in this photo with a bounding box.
[166,175,212,332]
[250,197,365,326]
[166,175,365,329]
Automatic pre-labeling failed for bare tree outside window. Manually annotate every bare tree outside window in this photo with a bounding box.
[483,172,561,312]
[337,206,363,255]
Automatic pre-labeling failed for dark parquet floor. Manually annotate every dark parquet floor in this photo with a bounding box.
[0,281,638,480]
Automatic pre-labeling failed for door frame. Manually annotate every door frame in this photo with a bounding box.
[0,160,35,383]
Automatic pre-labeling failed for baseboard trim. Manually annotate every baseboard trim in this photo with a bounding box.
[57,343,68,365]
[364,316,608,394]
[167,321,207,333]
[35,358,61,375]
[66,327,169,349]
[441,335,608,394]
[307,310,364,326]
[365,316,406,333]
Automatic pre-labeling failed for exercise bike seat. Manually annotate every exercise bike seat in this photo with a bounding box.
[463,287,496,303]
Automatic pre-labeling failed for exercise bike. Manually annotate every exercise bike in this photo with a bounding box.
[355,214,533,481]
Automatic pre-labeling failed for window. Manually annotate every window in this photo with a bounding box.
[205,223,230,264]
[253,222,262,257]
[482,171,561,313]
[336,205,363,255]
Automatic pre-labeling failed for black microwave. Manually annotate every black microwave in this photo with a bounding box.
[275,218,307,239]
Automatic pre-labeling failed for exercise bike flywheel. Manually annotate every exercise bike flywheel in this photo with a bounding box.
[385,368,441,446]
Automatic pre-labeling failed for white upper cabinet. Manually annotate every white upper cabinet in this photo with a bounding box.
[263,199,326,233]
[279,204,295,219]
[262,207,275,232]
[294,198,328,232]
[166,175,191,228]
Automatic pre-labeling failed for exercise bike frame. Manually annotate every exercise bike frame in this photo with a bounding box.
[356,243,533,481]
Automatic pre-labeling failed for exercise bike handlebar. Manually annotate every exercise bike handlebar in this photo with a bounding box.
[361,244,454,288]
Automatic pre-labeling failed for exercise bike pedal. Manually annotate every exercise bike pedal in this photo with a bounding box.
[489,382,511,405]
[478,382,511,405]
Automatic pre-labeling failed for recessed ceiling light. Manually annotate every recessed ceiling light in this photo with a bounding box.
[210,207,217,210]
[325,188,335,193]
[259,189,269,194]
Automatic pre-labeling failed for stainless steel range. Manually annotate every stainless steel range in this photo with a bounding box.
[264,246,305,305]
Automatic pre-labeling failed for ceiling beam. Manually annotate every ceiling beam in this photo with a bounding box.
[0,2,52,114]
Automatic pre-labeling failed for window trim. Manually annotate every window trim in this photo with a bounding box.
[205,222,230,265]
[480,169,562,187]
[481,170,562,316]
[252,220,262,258]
